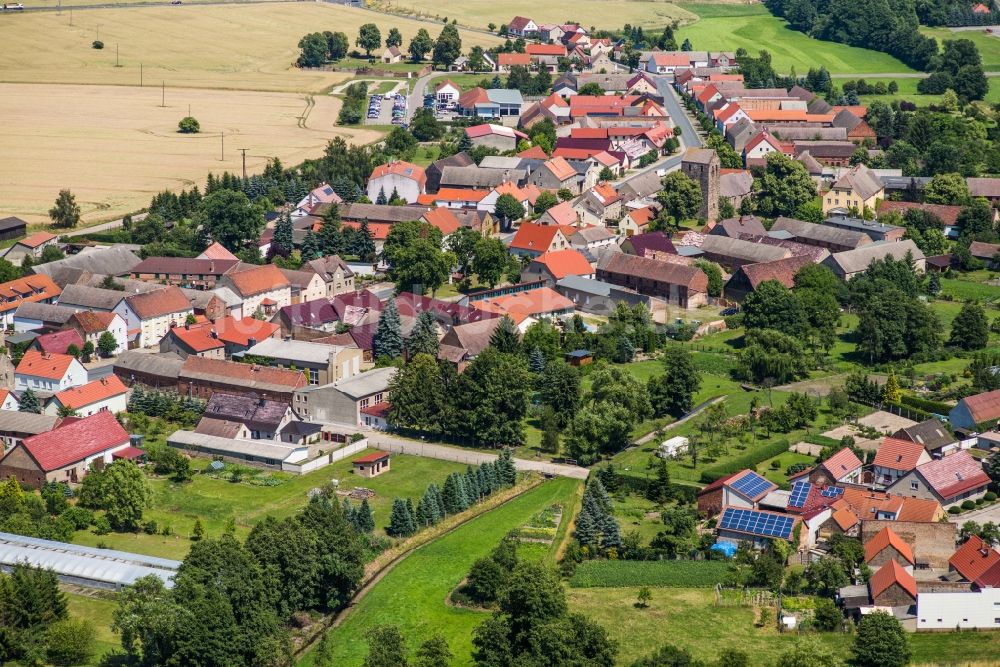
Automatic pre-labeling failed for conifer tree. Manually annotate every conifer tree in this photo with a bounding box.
[272,212,294,258]
[528,347,546,374]
[373,298,404,359]
[405,497,418,530]
[127,385,146,413]
[376,187,388,205]
[441,474,464,515]
[882,368,902,404]
[387,498,416,537]
[301,230,320,261]
[342,497,357,530]
[489,315,520,354]
[19,388,40,414]
[357,498,375,533]
[465,467,481,502]
[428,483,446,519]
[407,311,439,357]
[354,219,376,262]
[496,448,517,486]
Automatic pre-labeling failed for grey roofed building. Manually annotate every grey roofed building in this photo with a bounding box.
[426,152,475,192]
[576,72,633,91]
[831,108,864,132]
[881,176,931,192]
[0,411,60,438]
[763,125,848,142]
[203,392,290,433]
[699,234,791,266]
[796,151,825,176]
[740,234,830,263]
[113,350,184,383]
[167,429,307,469]
[830,165,884,202]
[245,338,346,365]
[438,166,527,189]
[710,215,767,239]
[807,97,833,114]
[194,417,245,439]
[438,318,504,361]
[340,203,430,224]
[56,284,127,312]
[968,177,1000,199]
[211,286,243,309]
[822,239,926,279]
[787,85,815,102]
[824,215,903,242]
[770,217,871,251]
[13,302,77,327]
[892,418,957,454]
[792,140,857,159]
[31,246,142,282]
[617,170,662,202]
[326,366,396,399]
[726,117,758,154]
[683,147,717,165]
[479,156,525,170]
[720,171,753,199]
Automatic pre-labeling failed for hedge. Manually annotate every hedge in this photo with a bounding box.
[804,434,841,448]
[569,559,730,588]
[699,439,791,484]
[615,473,698,504]
[899,394,952,416]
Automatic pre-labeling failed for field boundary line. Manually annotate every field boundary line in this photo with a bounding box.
[291,474,545,660]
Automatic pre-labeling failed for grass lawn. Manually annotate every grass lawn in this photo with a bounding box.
[71,451,469,560]
[298,477,582,666]
[677,3,914,75]
[66,591,120,664]
[411,143,442,167]
[940,276,1000,304]
[612,491,666,543]
[760,451,817,487]
[922,26,1000,72]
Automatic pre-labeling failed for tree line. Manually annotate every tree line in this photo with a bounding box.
[297,23,462,70]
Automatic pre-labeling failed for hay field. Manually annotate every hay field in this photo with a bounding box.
[0,83,382,225]
[368,0,697,32]
[0,3,502,92]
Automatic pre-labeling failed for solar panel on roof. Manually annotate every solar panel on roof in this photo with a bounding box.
[821,486,845,498]
[788,480,812,508]
[719,508,794,539]
[729,471,774,499]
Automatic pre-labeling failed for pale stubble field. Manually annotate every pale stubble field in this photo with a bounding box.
[0,3,500,225]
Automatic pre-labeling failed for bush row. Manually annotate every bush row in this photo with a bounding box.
[699,439,791,484]
[898,394,953,416]
[568,559,729,588]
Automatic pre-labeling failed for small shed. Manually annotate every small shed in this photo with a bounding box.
[565,349,593,367]
[353,451,390,478]
[658,436,689,458]
[112,446,148,464]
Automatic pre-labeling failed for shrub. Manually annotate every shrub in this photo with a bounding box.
[178,116,200,134]
[962,500,977,510]
[142,520,159,535]
[59,506,93,530]
[700,439,790,483]
[92,515,111,534]
[92,40,104,49]
[987,492,998,502]
[949,506,962,514]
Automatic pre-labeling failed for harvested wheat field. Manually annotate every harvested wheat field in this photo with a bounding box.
[0,83,382,225]
[0,3,501,92]
[368,0,697,31]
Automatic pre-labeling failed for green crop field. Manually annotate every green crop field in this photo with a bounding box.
[678,4,915,75]
[569,559,730,588]
[299,477,582,666]
[70,451,469,560]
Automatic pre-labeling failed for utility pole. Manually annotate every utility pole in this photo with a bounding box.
[239,148,248,179]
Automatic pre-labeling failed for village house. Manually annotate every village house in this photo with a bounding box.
[949,389,1000,433]
[456,88,524,119]
[822,239,925,280]
[527,156,581,193]
[475,287,576,326]
[597,253,708,309]
[869,560,917,608]
[0,389,19,412]
[158,315,279,359]
[13,303,76,334]
[433,80,461,105]
[44,375,129,417]
[279,268,326,305]
[522,249,595,286]
[353,451,391,477]
[113,351,184,391]
[178,356,307,403]
[497,52,532,72]
[2,232,58,266]
[872,437,932,489]
[0,216,27,241]
[366,160,427,204]
[465,124,528,152]
[197,392,293,440]
[0,411,130,488]
[509,222,571,258]
[380,46,402,64]
[14,349,87,394]
[437,318,505,369]
[219,264,292,320]
[968,241,1000,269]
[574,183,624,226]
[0,411,60,453]
[293,366,396,427]
[792,447,864,487]
[697,235,792,272]
[292,184,342,218]
[824,214,905,243]
[66,311,128,357]
[30,246,142,284]
[32,329,84,356]
[769,217,872,253]
[822,164,885,215]
[891,418,959,457]
[129,257,239,289]
[864,526,915,570]
[113,286,194,349]
[244,338,361,386]
[507,15,539,38]
[888,450,991,508]
[723,255,813,302]
[617,207,656,237]
[304,255,355,297]
[0,274,62,329]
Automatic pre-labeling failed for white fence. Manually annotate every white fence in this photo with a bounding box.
[282,439,368,474]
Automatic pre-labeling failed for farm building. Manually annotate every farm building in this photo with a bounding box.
[167,430,309,470]
[353,451,390,478]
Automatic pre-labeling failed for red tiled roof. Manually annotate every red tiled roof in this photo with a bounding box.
[125,286,192,319]
[950,535,1000,582]
[510,222,565,252]
[869,560,917,600]
[526,43,566,56]
[959,389,1000,424]
[418,188,489,204]
[199,242,239,261]
[821,447,863,480]
[498,52,532,66]
[530,249,593,280]
[831,506,859,530]
[19,411,128,472]
[17,231,57,248]
[738,256,813,291]
[873,437,927,472]
[180,356,307,390]
[541,92,569,109]
[360,402,391,418]
[34,329,84,355]
[477,287,575,319]
[54,375,128,409]
[543,156,576,182]
[353,451,390,464]
[518,145,549,159]
[864,526,915,565]
[226,264,290,298]
[697,471,740,496]
[877,201,961,227]
[166,323,226,353]
[0,274,62,314]
[839,487,942,522]
[112,445,146,460]
[15,349,77,381]
[70,311,118,334]
[540,201,578,226]
[369,161,427,187]
[422,208,461,237]
[914,450,991,500]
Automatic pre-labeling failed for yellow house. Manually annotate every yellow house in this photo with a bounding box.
[823,164,884,216]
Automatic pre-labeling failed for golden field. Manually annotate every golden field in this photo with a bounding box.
[0,3,501,92]
[367,0,698,31]
[0,83,383,225]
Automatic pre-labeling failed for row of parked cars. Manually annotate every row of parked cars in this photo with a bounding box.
[367,94,385,120]
[389,93,407,125]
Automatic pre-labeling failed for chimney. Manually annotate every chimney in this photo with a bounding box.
[248,337,257,347]
[210,328,218,339]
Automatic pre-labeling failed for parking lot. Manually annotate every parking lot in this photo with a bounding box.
[366,91,408,126]
[421,93,457,121]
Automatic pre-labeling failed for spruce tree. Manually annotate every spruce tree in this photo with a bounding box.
[489,315,520,354]
[358,498,375,533]
[600,513,623,551]
[416,496,433,526]
[475,467,489,498]
[496,448,517,486]
[19,388,40,414]
[272,212,294,257]
[342,497,357,530]
[373,298,404,359]
[407,311,439,357]
[405,497,418,531]
[387,498,415,537]
[586,477,613,515]
[301,230,320,261]
[574,498,599,549]
[465,468,481,502]
[127,385,145,413]
[318,205,343,256]
[428,483,446,520]
[528,347,546,374]
[442,474,463,515]
[376,187,388,205]
[355,219,376,262]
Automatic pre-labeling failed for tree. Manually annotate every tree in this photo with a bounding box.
[297,32,328,67]
[356,23,382,57]
[408,28,434,62]
[494,193,525,231]
[176,115,201,135]
[489,315,520,354]
[314,632,335,667]
[648,346,701,417]
[407,311,440,357]
[453,349,531,446]
[38,244,64,264]
[949,301,989,350]
[327,30,350,61]
[656,171,702,224]
[374,298,404,359]
[19,388,40,414]
[565,402,633,464]
[471,237,508,288]
[49,189,81,228]
[432,24,462,70]
[754,153,817,218]
[533,190,559,215]
[694,260,723,297]
[853,611,910,667]
[742,280,807,337]
[97,330,118,358]
[776,639,844,667]
[924,172,971,205]
[385,27,403,48]
[0,258,19,283]
[270,212,294,259]
[198,188,265,251]
[540,361,581,427]
[636,586,652,608]
[813,598,842,632]
[44,618,95,666]
[415,635,452,667]
[100,460,151,531]
[301,230,320,261]
[958,198,995,240]
[410,107,443,141]
[387,497,416,537]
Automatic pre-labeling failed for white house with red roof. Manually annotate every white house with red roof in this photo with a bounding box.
[293,183,343,218]
[743,131,793,166]
[15,349,87,393]
[45,375,129,417]
[522,249,595,285]
[872,437,932,489]
[507,16,538,38]
[366,160,427,204]
[2,231,58,265]
[509,222,571,258]
[0,389,19,412]
[888,450,991,508]
[434,80,461,104]
[790,447,863,487]
[465,123,528,152]
[0,410,130,488]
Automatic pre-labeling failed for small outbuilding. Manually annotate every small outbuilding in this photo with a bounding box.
[353,451,390,478]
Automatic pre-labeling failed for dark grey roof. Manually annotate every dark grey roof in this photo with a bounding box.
[823,239,925,275]
[0,411,59,435]
[770,217,871,249]
[341,204,430,223]
[204,393,290,431]
[278,420,323,436]
[114,351,184,379]
[0,217,27,233]
[439,166,526,189]
[57,284,126,311]
[764,125,847,142]
[31,246,141,279]
[13,302,77,325]
[711,216,766,239]
[894,418,955,452]
[700,235,790,264]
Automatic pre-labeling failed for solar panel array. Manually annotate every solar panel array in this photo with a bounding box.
[821,486,845,498]
[729,471,774,499]
[788,481,812,508]
[719,508,795,539]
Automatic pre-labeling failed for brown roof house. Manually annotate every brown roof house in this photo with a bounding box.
[220,264,292,320]
[888,450,991,509]
[304,255,356,297]
[864,526,916,570]
[596,253,708,309]
[723,255,812,302]
[527,157,581,194]
[112,286,194,349]
[869,559,917,608]
[178,356,307,403]
[950,389,1000,433]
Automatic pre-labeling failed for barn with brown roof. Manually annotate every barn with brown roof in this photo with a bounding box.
[949,389,1000,432]
[178,356,307,403]
[723,255,812,301]
[597,253,708,309]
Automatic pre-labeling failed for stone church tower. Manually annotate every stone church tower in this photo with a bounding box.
[681,148,720,222]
